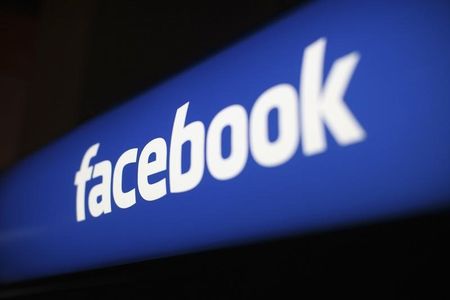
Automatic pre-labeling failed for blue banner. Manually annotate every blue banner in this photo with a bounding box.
[1,0,450,283]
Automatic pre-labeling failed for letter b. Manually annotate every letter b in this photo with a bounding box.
[169,102,205,193]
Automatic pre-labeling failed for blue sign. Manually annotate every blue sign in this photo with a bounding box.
[1,0,450,283]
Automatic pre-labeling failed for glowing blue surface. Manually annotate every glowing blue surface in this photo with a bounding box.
[1,0,450,282]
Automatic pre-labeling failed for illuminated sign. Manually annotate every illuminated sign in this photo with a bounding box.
[75,38,365,222]
[1,0,449,283]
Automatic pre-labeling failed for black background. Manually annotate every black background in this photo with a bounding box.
[2,210,450,299]
[1,1,449,298]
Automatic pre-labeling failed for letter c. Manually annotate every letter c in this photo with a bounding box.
[113,148,138,209]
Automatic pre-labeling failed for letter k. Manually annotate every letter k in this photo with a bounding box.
[300,38,366,156]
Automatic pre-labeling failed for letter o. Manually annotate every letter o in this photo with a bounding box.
[207,105,248,180]
[250,84,299,167]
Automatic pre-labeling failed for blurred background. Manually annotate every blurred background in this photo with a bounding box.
[1,0,449,298]
[0,0,306,171]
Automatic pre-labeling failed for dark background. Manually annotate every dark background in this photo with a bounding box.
[1,0,449,298]
[0,0,307,169]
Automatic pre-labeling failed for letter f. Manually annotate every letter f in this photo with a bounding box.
[75,143,100,221]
